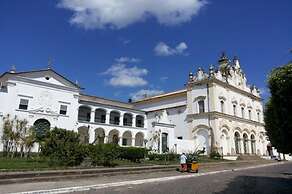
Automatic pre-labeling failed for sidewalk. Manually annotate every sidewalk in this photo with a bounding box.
[0,159,276,185]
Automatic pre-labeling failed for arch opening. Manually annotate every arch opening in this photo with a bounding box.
[122,131,132,146]
[108,129,119,144]
[78,126,89,144]
[135,132,144,147]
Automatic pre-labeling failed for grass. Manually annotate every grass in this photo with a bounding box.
[0,157,52,171]
[0,156,226,172]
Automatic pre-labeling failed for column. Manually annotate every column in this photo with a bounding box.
[90,110,95,123]
[89,126,95,144]
[104,136,108,144]
[119,136,123,146]
[246,139,250,154]
[159,132,162,154]
[132,115,135,127]
[120,114,123,126]
[132,137,135,147]
[240,138,244,154]
[105,112,110,124]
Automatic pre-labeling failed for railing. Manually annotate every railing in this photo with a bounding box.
[95,117,106,123]
[78,116,90,122]
[110,119,120,125]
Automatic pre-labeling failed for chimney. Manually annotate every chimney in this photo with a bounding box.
[9,65,16,73]
[128,98,132,103]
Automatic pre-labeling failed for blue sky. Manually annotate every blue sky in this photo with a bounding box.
[0,0,291,101]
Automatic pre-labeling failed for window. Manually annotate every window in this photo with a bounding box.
[248,109,252,120]
[220,101,225,113]
[257,112,260,122]
[59,105,67,115]
[19,99,29,110]
[177,136,183,140]
[233,104,237,116]
[241,107,245,118]
[198,100,205,113]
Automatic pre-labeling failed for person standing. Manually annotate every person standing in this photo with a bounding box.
[180,153,187,172]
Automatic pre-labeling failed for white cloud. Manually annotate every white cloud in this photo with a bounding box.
[58,0,207,29]
[154,42,188,56]
[176,42,188,54]
[160,76,169,81]
[130,89,164,101]
[115,57,141,63]
[103,63,148,87]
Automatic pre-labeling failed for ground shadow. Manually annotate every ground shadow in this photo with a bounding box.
[214,175,292,194]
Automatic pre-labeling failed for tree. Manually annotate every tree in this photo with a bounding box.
[41,127,85,166]
[1,115,34,158]
[264,62,292,154]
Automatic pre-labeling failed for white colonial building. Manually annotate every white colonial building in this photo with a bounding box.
[0,54,271,158]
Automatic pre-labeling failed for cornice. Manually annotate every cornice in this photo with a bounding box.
[187,78,262,101]
[188,111,265,127]
[11,77,80,93]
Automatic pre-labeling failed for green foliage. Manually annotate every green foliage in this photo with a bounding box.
[41,128,86,166]
[1,115,34,158]
[265,63,292,153]
[87,144,121,167]
[119,147,147,162]
[209,151,222,160]
[148,153,179,161]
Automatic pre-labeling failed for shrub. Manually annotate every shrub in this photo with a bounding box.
[209,151,222,160]
[41,128,86,166]
[88,144,121,167]
[119,147,147,162]
[148,153,179,161]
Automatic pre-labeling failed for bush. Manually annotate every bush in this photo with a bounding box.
[87,144,121,167]
[209,151,222,160]
[148,153,179,161]
[41,128,86,166]
[119,147,147,162]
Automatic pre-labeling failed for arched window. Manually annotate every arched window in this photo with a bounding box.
[34,119,50,140]
[241,107,245,118]
[220,100,225,113]
[257,112,260,122]
[250,134,256,154]
[198,100,205,113]
[248,109,252,120]
[123,113,133,126]
[110,111,120,125]
[95,109,106,123]
[136,115,144,128]
[233,104,237,116]
[78,106,91,122]
[234,132,241,154]
[243,133,248,154]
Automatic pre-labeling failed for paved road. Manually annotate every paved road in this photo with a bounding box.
[79,162,292,194]
[2,162,291,194]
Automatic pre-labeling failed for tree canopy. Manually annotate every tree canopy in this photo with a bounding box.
[264,62,292,154]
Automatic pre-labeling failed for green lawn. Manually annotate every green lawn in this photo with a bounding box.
[0,158,59,171]
[0,156,226,172]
